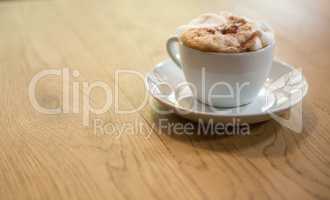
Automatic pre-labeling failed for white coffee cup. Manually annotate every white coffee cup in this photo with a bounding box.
[166,36,275,108]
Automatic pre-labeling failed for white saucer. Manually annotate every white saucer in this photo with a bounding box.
[145,59,308,124]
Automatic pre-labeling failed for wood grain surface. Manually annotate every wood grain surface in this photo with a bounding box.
[0,0,329,199]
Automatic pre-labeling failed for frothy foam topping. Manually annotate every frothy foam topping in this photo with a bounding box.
[177,12,275,53]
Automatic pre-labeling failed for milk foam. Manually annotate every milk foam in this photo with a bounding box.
[177,12,275,52]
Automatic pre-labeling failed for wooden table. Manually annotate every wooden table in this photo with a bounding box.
[1,0,329,199]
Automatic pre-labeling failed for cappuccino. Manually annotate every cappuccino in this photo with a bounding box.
[177,12,274,53]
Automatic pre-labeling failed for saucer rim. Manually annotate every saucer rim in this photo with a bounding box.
[145,59,309,118]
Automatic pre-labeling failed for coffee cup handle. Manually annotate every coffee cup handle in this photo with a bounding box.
[166,36,182,68]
